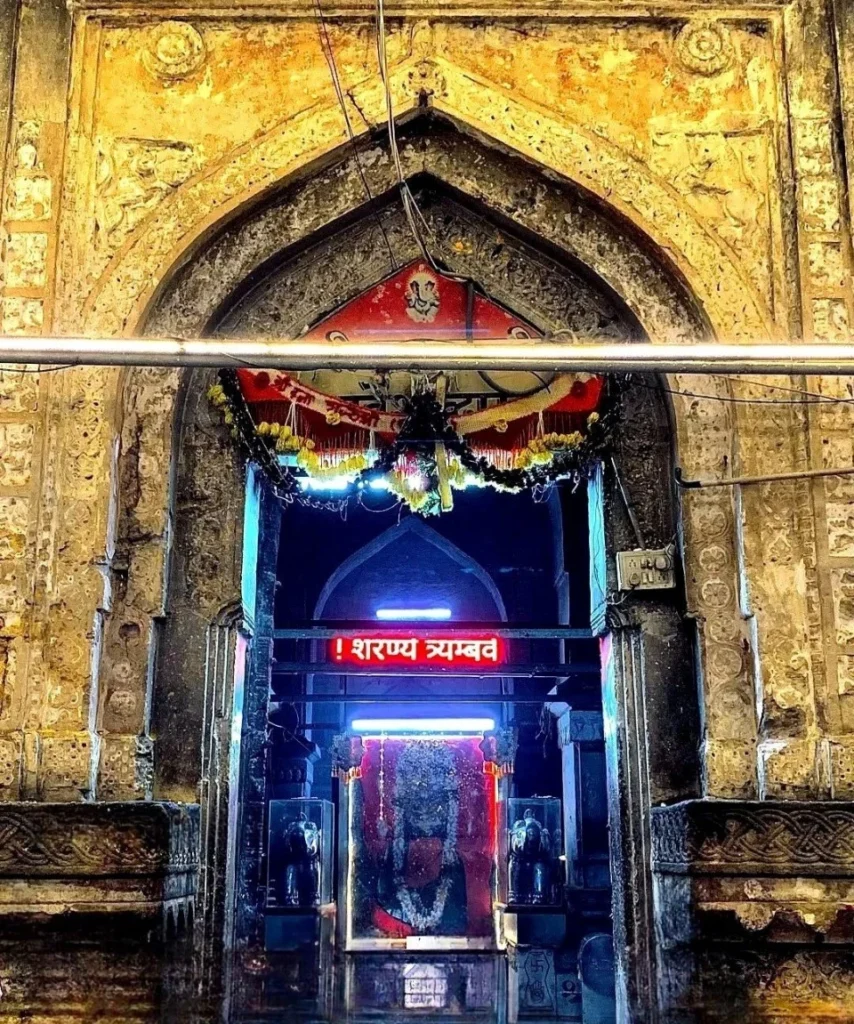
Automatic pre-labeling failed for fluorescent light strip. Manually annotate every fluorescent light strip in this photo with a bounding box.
[350,717,494,734]
[375,607,452,621]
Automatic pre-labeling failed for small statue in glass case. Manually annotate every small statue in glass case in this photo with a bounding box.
[508,807,554,905]
[279,812,321,907]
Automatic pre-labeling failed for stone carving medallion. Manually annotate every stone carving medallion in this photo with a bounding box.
[675,21,734,77]
[143,21,206,81]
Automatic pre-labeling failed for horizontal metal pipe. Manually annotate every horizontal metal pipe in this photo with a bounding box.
[271,661,601,677]
[3,336,854,373]
[273,624,594,639]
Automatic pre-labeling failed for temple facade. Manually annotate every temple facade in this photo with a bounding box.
[2,1,854,1021]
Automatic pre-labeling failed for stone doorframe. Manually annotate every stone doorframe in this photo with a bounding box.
[110,117,752,1019]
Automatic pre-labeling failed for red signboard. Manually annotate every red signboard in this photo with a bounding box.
[331,635,504,666]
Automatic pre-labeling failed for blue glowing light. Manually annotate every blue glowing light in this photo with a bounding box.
[375,607,452,621]
[350,717,495,735]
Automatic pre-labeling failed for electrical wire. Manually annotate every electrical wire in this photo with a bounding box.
[710,372,854,406]
[0,364,75,373]
[313,0,397,271]
[550,328,854,408]
[631,376,852,406]
[375,0,440,270]
[93,334,854,413]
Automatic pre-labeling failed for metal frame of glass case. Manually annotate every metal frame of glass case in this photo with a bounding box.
[338,734,505,952]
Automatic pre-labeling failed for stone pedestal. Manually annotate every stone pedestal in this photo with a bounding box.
[0,800,199,927]
[652,800,854,1022]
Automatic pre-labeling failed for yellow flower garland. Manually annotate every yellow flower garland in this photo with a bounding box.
[209,379,604,512]
[513,430,585,469]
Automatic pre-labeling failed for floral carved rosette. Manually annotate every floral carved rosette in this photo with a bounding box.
[143,22,206,81]
[675,21,734,77]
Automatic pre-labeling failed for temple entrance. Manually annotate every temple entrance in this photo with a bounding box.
[217,249,624,1020]
[142,115,703,1022]
[262,484,611,1023]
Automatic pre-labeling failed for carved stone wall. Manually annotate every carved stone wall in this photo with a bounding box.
[0,0,853,1018]
[652,800,854,1020]
[6,0,834,810]
[2,0,816,807]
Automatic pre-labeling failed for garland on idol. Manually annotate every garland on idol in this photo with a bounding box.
[209,368,626,516]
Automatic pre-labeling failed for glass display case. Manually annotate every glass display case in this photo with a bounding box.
[267,797,334,908]
[342,736,499,950]
[498,797,562,907]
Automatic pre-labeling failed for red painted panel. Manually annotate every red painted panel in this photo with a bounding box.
[305,260,537,341]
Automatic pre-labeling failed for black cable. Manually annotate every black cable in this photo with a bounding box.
[710,372,854,405]
[632,376,849,406]
[313,0,397,271]
[1,364,75,373]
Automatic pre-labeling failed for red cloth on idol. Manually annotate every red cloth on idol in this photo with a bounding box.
[358,738,496,938]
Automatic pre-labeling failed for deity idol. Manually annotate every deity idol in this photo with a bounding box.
[508,807,555,905]
[278,812,322,907]
[363,742,469,937]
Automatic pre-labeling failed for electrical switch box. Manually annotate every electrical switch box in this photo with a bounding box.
[616,547,676,591]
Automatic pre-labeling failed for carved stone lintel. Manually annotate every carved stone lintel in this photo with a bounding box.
[0,801,199,918]
[651,800,854,877]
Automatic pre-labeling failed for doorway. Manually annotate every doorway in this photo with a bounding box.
[262,484,612,1023]
[139,113,705,1022]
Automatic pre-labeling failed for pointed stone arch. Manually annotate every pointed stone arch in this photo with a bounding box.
[96,102,760,1017]
[107,114,752,812]
[83,57,772,343]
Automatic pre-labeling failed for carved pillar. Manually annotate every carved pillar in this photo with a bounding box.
[595,387,703,1023]
[96,367,180,800]
[151,370,245,803]
[602,609,698,1024]
[554,708,609,900]
[0,0,103,803]
[196,608,246,990]
[738,0,854,798]
[678,480,758,799]
[795,0,854,794]
[230,475,282,951]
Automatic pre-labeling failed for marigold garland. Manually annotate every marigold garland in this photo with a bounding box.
[209,372,623,515]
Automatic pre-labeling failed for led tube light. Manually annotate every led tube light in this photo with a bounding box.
[350,717,495,734]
